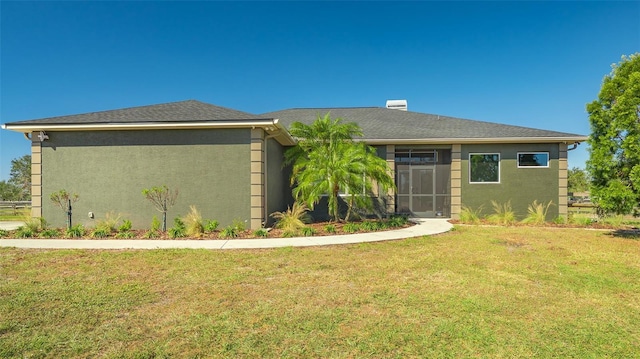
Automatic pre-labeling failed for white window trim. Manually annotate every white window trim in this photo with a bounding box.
[469,153,501,184]
[517,152,550,168]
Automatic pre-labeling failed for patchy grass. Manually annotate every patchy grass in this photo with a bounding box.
[0,207,29,221]
[1,226,639,357]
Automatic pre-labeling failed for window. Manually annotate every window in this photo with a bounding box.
[517,152,549,168]
[469,153,500,183]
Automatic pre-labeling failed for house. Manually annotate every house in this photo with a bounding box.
[1,100,587,229]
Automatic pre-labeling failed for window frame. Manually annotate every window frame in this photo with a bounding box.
[517,152,550,168]
[469,153,501,184]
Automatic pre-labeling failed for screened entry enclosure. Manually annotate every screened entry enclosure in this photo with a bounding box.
[395,149,452,217]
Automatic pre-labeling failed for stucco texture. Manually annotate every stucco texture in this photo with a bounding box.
[460,143,560,220]
[41,129,251,229]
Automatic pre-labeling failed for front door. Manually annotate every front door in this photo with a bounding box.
[397,165,436,217]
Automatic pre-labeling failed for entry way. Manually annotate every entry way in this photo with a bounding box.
[395,149,451,217]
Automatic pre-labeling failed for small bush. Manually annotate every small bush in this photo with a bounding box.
[66,224,85,238]
[15,226,35,238]
[118,219,133,232]
[204,220,219,233]
[151,216,161,232]
[343,223,360,233]
[232,219,247,232]
[143,230,160,239]
[487,201,516,225]
[460,205,483,224]
[301,226,316,236]
[91,227,111,238]
[184,205,204,237]
[271,202,310,233]
[168,217,186,239]
[387,215,409,228]
[0,229,8,237]
[96,212,121,233]
[220,225,238,239]
[253,228,269,238]
[553,216,567,225]
[522,200,554,225]
[324,224,336,233]
[115,231,136,239]
[360,221,379,231]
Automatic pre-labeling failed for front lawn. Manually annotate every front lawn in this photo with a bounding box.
[1,226,638,358]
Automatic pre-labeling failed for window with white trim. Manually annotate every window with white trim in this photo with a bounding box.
[469,153,500,183]
[517,152,549,168]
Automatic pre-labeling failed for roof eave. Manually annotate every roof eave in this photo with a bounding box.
[360,136,589,145]
[2,119,298,146]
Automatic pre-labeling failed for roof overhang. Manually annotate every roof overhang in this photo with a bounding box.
[360,136,589,145]
[1,119,297,146]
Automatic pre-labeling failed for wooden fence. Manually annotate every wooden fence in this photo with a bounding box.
[0,201,31,216]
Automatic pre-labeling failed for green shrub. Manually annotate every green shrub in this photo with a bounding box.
[168,218,186,239]
[98,211,121,233]
[220,225,238,239]
[301,226,316,236]
[184,205,204,238]
[522,200,554,225]
[115,231,136,239]
[553,216,567,225]
[360,221,379,231]
[343,223,360,233]
[459,205,483,224]
[487,201,516,225]
[253,228,269,238]
[118,219,133,232]
[271,202,310,233]
[324,224,336,233]
[387,215,409,228]
[41,228,61,238]
[232,219,247,232]
[143,230,160,239]
[204,220,219,233]
[151,216,161,232]
[66,224,85,238]
[91,227,111,238]
[15,226,35,238]
[0,229,8,237]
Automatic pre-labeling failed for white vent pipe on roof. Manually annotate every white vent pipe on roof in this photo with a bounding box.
[386,99,407,111]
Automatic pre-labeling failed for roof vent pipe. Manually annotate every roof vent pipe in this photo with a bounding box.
[386,99,407,111]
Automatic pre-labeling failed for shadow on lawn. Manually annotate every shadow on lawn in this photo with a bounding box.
[610,228,640,239]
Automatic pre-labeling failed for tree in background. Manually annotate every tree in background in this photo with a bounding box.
[0,155,31,201]
[286,113,395,221]
[567,167,590,194]
[0,180,21,201]
[586,53,640,215]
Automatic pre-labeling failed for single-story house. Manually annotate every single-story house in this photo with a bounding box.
[1,100,587,229]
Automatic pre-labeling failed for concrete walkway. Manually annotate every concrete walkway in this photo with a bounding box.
[0,218,452,249]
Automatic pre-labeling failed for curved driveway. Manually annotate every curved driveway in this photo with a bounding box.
[0,219,452,249]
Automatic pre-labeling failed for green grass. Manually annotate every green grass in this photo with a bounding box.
[0,207,30,221]
[1,226,639,357]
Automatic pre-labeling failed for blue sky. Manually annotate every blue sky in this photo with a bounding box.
[1,1,639,180]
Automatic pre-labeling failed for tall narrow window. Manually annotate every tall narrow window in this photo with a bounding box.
[517,152,549,168]
[469,153,500,183]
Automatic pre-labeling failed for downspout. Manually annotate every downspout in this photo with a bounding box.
[567,142,580,151]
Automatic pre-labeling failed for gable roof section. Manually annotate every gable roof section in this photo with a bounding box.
[2,100,296,145]
[6,100,263,125]
[262,107,587,144]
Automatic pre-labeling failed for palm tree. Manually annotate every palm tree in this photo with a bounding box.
[286,113,395,221]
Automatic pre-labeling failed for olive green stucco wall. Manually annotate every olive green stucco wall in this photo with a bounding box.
[41,129,251,229]
[461,143,560,220]
[266,138,293,225]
